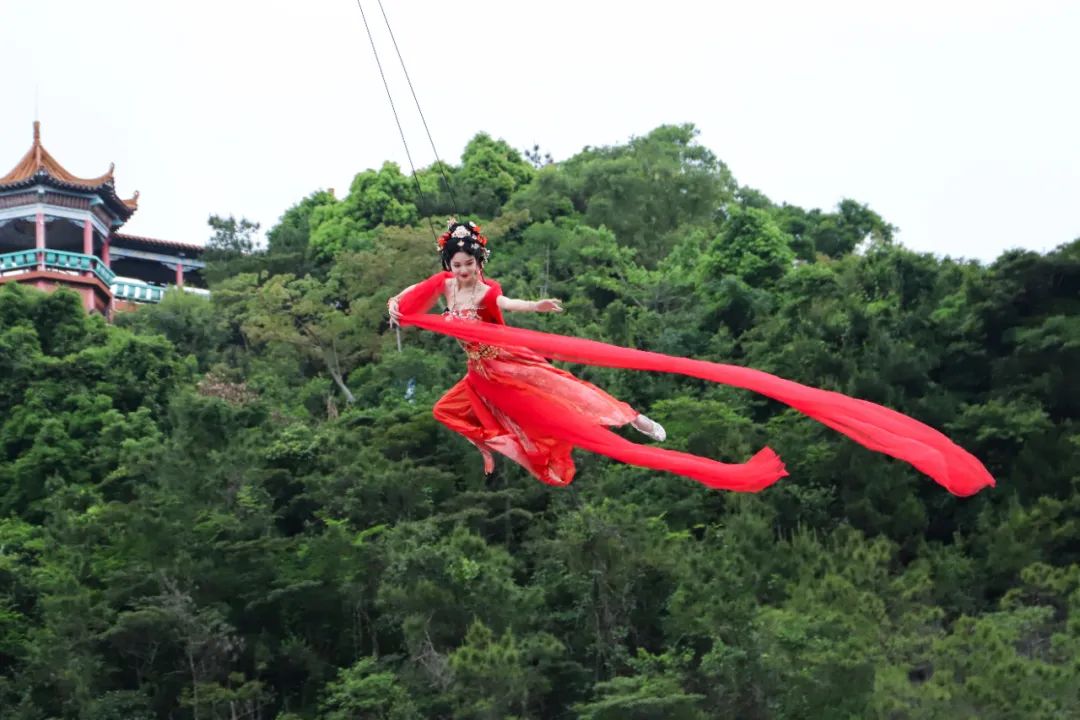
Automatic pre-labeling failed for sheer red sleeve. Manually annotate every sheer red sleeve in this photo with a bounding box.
[395,296,995,496]
[396,271,451,316]
[479,278,505,324]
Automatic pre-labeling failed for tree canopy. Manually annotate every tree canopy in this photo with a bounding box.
[2,123,1077,719]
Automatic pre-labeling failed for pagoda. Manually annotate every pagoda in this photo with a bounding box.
[0,122,206,316]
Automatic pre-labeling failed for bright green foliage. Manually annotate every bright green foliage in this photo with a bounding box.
[546,124,736,262]
[457,133,535,217]
[240,273,365,404]
[114,289,230,371]
[308,162,418,259]
[701,206,795,287]
[1,125,1077,719]
[345,161,419,228]
[574,649,706,720]
[774,199,895,260]
[376,524,536,652]
[268,190,337,258]
[0,286,185,518]
[319,658,420,720]
[447,621,564,719]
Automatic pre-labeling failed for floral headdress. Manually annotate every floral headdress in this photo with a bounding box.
[437,217,490,266]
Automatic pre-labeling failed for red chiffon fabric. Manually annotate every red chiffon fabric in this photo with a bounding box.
[398,271,995,496]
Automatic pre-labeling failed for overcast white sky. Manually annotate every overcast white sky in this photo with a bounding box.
[2,0,1077,262]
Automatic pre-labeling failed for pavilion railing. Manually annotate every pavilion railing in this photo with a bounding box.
[0,249,116,286]
[0,250,207,304]
[111,279,166,303]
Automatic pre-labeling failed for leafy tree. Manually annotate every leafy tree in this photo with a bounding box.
[574,650,706,720]
[240,273,362,405]
[206,214,261,255]
[700,206,795,287]
[319,658,419,720]
[458,133,535,217]
[268,190,337,257]
[447,621,564,719]
[561,124,735,261]
[1,124,1075,720]
[307,162,418,259]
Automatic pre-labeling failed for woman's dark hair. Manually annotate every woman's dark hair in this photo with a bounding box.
[437,220,490,270]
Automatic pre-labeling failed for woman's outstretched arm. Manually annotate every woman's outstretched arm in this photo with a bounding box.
[388,282,432,324]
[497,296,563,313]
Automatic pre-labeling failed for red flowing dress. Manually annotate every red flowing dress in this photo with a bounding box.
[398,271,995,496]
[432,276,664,486]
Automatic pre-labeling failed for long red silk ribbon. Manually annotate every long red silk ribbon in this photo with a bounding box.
[397,273,995,496]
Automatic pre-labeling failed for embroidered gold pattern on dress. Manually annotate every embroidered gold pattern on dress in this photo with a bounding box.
[443,307,480,321]
[465,343,501,361]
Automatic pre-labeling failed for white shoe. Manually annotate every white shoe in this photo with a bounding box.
[631,414,666,442]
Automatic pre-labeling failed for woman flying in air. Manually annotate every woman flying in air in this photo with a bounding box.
[388,219,994,496]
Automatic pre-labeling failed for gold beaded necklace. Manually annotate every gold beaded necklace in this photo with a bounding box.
[450,278,483,316]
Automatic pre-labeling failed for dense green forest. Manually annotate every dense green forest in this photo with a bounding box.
[1,124,1078,719]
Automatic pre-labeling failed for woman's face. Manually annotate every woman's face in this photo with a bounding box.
[449,251,480,282]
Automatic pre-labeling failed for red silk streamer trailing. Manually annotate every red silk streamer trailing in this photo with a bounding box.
[397,272,995,496]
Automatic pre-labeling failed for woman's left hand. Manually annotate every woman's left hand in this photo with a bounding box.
[535,298,563,313]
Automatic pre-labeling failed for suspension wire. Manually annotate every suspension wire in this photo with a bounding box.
[354,0,440,244]
[375,0,460,212]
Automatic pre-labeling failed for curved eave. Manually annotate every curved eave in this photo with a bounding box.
[0,144,115,188]
[0,174,137,221]
[112,232,204,254]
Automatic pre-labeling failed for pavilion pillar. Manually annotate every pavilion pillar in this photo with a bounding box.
[102,233,111,268]
[83,218,94,277]
[35,211,46,269]
[175,262,185,287]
